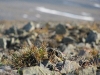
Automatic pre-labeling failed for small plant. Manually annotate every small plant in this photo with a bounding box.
[11,43,48,69]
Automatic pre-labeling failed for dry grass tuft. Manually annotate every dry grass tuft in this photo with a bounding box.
[11,43,48,69]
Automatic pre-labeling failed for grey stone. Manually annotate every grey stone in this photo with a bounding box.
[55,24,66,34]
[41,59,49,67]
[10,38,15,45]
[79,66,96,75]
[23,22,35,32]
[86,31,97,43]
[62,60,80,73]
[76,43,85,48]
[0,37,7,49]
[64,44,76,57]
[96,67,100,75]
[18,29,26,35]
[34,39,42,48]
[0,66,11,71]
[0,66,19,75]
[61,37,75,45]
[78,50,86,56]
[0,53,3,62]
[57,43,67,52]
[22,66,60,75]
[6,26,18,35]
[26,38,33,47]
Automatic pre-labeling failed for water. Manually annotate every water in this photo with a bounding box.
[0,0,100,21]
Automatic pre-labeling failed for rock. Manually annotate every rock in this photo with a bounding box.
[0,66,19,75]
[85,43,91,48]
[17,29,26,35]
[56,61,63,71]
[65,23,73,29]
[41,59,49,67]
[0,37,7,49]
[57,43,67,52]
[26,38,32,47]
[78,50,86,56]
[79,66,96,75]
[23,22,35,32]
[34,39,42,48]
[0,66,11,71]
[22,66,60,75]
[61,37,75,45]
[62,60,80,73]
[76,43,85,48]
[55,24,66,34]
[47,64,54,71]
[0,53,3,62]
[64,44,76,57]
[6,26,18,35]
[96,67,100,75]
[86,31,97,43]
[11,38,15,44]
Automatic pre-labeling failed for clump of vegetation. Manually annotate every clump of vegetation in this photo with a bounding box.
[11,43,48,69]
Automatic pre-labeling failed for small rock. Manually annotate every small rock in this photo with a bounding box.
[62,60,80,73]
[96,67,100,75]
[34,39,42,48]
[0,37,7,49]
[0,66,11,71]
[22,66,58,75]
[6,26,18,35]
[66,23,73,29]
[55,24,66,34]
[18,29,26,35]
[79,66,96,75]
[57,43,67,52]
[64,44,76,57]
[56,61,63,71]
[86,31,97,43]
[23,22,35,32]
[41,59,49,67]
[26,38,32,47]
[47,64,54,71]
[78,50,86,56]
[76,43,85,48]
[61,37,75,45]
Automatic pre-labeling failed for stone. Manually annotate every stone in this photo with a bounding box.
[96,67,100,75]
[86,31,97,43]
[62,60,80,73]
[79,66,96,75]
[41,59,49,67]
[23,22,35,32]
[64,44,76,57]
[0,66,19,75]
[22,66,60,75]
[76,43,85,48]
[0,66,11,71]
[17,29,26,35]
[55,24,66,34]
[0,53,3,62]
[56,61,63,71]
[6,26,18,35]
[0,37,7,49]
[34,39,42,48]
[78,50,86,56]
[57,43,67,52]
[26,38,33,47]
[61,37,75,45]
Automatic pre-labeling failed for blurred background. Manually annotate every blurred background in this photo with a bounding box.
[0,0,100,21]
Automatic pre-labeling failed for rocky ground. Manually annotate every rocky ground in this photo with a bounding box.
[0,21,100,75]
